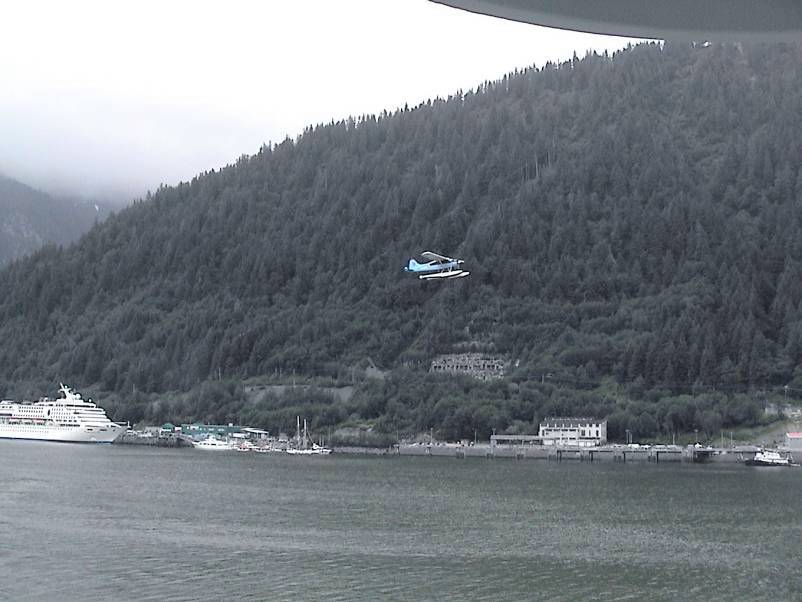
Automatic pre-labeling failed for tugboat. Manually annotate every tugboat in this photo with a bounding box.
[744,449,798,466]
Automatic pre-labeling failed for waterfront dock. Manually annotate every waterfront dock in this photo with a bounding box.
[396,442,762,464]
[116,431,195,447]
[114,430,767,465]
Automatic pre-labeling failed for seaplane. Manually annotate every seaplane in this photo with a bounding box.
[404,251,470,280]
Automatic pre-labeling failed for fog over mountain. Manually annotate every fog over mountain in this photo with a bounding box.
[0,1,636,202]
[0,174,110,265]
[0,98,262,202]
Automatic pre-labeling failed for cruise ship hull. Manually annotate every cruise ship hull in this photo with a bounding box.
[0,424,123,443]
[0,384,123,444]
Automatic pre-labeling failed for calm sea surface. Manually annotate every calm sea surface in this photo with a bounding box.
[1,441,800,601]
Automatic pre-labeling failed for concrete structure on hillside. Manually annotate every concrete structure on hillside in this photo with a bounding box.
[361,357,386,380]
[765,403,802,420]
[430,353,505,380]
[538,417,607,447]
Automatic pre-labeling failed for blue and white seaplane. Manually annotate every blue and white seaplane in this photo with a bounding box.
[404,251,469,280]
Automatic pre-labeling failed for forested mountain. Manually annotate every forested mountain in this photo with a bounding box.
[0,175,106,265]
[1,42,801,441]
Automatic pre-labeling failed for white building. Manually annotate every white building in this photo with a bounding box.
[785,432,802,450]
[538,417,607,447]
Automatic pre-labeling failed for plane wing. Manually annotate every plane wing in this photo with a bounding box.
[421,251,454,264]
[430,0,802,42]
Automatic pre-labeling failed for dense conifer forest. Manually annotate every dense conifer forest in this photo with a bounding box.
[2,42,801,442]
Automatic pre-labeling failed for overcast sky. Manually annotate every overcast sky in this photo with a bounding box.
[1,0,639,201]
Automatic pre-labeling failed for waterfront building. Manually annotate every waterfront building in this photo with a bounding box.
[242,427,269,441]
[538,417,607,447]
[785,431,802,450]
[181,423,245,441]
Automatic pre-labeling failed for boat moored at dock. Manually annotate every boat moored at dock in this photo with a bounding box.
[285,416,331,455]
[0,384,124,444]
[286,442,332,456]
[192,436,237,451]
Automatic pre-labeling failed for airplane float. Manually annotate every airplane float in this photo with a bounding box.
[404,251,470,280]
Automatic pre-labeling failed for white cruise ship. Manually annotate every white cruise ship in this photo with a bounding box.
[0,384,124,443]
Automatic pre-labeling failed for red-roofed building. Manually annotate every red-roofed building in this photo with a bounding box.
[785,432,802,450]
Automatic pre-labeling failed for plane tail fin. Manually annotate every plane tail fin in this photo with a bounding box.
[405,258,419,272]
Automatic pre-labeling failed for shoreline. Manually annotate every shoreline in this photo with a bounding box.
[112,436,798,465]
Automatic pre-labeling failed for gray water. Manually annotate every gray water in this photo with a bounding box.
[0,441,800,601]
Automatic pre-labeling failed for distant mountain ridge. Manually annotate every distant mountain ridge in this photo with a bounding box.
[0,175,107,265]
[0,42,800,441]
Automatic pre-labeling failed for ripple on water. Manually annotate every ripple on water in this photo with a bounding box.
[1,444,801,600]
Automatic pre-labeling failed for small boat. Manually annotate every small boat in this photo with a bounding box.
[192,436,235,451]
[253,444,287,453]
[744,450,797,466]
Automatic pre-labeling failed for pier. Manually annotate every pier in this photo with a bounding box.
[397,442,762,464]
[116,432,194,447]
[114,431,766,465]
